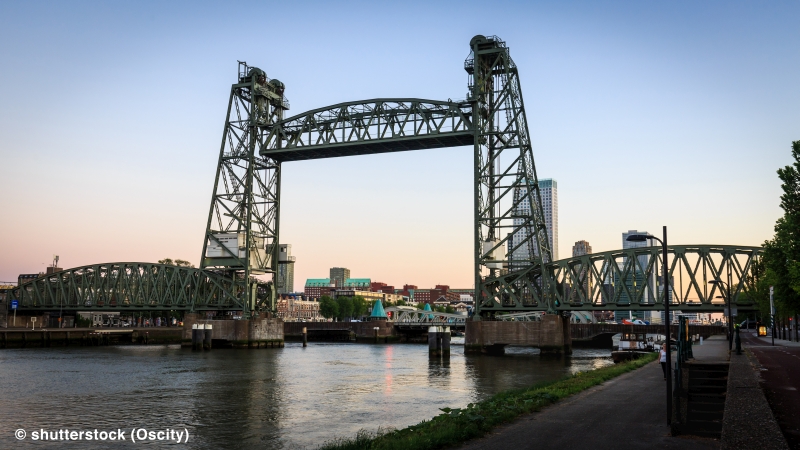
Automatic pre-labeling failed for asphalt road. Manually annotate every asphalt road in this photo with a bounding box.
[744,333,800,448]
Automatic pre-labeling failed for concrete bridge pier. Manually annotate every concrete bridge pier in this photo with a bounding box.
[465,314,572,355]
[183,313,283,349]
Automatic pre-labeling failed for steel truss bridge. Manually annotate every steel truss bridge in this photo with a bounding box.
[386,306,467,328]
[8,35,762,316]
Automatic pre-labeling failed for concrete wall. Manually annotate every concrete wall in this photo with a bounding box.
[465,315,571,354]
[284,320,394,338]
[183,313,284,348]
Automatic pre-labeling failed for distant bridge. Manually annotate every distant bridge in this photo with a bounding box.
[386,306,467,329]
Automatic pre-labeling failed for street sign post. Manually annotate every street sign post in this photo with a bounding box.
[770,286,775,346]
[10,299,17,327]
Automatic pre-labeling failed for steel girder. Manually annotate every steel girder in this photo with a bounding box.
[6,263,263,312]
[467,35,552,317]
[200,62,287,315]
[385,306,467,327]
[261,99,474,161]
[547,245,763,312]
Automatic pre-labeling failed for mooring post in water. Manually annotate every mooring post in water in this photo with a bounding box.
[428,326,441,357]
[302,327,307,347]
[374,327,379,344]
[204,324,212,350]
[441,326,451,357]
[192,324,200,350]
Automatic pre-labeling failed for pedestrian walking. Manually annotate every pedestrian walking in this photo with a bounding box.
[660,343,668,380]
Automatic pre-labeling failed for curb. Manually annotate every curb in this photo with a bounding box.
[720,349,788,449]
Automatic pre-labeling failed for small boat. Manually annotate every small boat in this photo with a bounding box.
[611,332,654,363]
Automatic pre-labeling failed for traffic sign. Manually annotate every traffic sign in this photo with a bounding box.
[10,300,18,310]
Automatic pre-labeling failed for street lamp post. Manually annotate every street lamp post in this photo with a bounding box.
[626,226,671,425]
[709,280,733,352]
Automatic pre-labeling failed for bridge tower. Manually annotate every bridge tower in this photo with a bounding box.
[200,62,289,317]
[467,35,554,318]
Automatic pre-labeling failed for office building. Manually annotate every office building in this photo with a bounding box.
[330,267,350,288]
[570,240,593,303]
[507,179,558,267]
[276,244,296,294]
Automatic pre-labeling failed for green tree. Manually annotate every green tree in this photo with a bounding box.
[416,302,427,310]
[396,299,406,306]
[158,258,195,268]
[445,306,456,314]
[352,296,368,318]
[319,296,338,320]
[336,296,354,320]
[763,140,800,316]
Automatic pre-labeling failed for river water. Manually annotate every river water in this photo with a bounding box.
[0,342,612,449]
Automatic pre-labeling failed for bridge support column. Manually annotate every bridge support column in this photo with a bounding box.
[465,314,572,355]
[428,326,441,357]
[203,324,212,350]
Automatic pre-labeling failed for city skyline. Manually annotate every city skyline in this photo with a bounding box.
[1,1,798,288]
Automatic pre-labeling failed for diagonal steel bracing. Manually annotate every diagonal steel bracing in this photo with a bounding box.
[6,37,765,316]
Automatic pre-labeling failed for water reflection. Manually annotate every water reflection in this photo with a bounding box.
[0,343,612,449]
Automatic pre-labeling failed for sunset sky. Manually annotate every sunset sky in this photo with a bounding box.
[1,1,798,289]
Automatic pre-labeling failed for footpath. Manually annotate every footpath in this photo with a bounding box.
[457,335,788,450]
[742,332,800,448]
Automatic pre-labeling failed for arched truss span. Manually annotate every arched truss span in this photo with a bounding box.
[261,98,474,161]
[542,245,761,312]
[8,263,274,312]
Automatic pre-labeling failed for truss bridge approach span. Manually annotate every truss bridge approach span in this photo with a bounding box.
[8,35,763,317]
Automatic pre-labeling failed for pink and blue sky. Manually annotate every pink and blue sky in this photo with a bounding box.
[1,1,798,289]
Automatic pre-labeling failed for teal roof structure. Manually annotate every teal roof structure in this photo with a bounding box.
[305,278,332,287]
[423,303,432,311]
[370,300,387,319]
[344,278,371,288]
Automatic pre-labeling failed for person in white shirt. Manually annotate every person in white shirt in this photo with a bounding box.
[660,343,668,380]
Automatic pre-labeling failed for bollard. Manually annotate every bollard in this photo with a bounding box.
[145,331,149,345]
[204,324,212,350]
[374,327,379,344]
[441,326,451,357]
[302,327,308,347]
[191,324,200,350]
[428,326,441,357]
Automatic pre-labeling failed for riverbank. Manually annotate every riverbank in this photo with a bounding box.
[320,352,657,450]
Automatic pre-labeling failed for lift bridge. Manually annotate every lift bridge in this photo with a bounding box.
[8,35,762,318]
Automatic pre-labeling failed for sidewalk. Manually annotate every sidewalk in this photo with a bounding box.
[457,356,716,450]
[742,332,799,448]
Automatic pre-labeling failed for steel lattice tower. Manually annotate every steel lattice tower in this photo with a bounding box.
[200,62,288,317]
[466,35,554,316]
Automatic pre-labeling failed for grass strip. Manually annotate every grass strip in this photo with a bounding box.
[319,352,658,450]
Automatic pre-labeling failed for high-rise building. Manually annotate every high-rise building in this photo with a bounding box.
[329,267,350,288]
[570,240,593,303]
[276,244,296,294]
[619,230,662,322]
[507,178,558,266]
[572,240,592,257]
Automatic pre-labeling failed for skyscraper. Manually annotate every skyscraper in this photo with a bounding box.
[571,240,592,303]
[507,178,558,266]
[616,230,657,322]
[572,240,592,257]
[276,244,296,294]
[330,267,350,288]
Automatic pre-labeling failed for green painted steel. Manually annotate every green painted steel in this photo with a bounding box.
[547,245,762,312]
[7,262,273,312]
[199,62,288,316]
[467,35,552,317]
[262,99,474,161]
[4,38,765,317]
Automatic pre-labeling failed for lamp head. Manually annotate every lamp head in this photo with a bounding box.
[626,234,651,242]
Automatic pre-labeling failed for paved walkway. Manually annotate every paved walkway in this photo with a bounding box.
[743,332,800,448]
[457,355,718,450]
